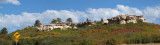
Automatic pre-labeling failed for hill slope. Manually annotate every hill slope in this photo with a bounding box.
[1,22,160,45]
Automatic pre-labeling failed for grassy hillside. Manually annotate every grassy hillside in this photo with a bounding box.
[0,22,160,45]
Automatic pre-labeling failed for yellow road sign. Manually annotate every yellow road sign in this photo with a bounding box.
[14,32,20,39]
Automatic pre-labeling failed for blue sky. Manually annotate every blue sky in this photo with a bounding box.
[0,0,160,33]
[1,0,160,14]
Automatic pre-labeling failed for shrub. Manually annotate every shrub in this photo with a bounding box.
[0,40,12,45]
[18,38,35,45]
[105,38,119,45]
[80,39,95,45]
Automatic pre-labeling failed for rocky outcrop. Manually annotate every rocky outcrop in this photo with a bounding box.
[103,15,146,24]
[36,22,76,31]
[36,20,96,31]
[23,15,146,31]
[103,20,108,25]
[77,20,95,27]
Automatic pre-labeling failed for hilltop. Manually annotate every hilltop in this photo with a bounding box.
[0,22,159,45]
[0,15,160,45]
[27,15,146,31]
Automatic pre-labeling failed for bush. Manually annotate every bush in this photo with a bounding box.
[18,38,35,45]
[126,36,153,44]
[0,40,12,45]
[105,38,119,45]
[80,39,95,45]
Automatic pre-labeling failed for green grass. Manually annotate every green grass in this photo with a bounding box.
[0,22,160,45]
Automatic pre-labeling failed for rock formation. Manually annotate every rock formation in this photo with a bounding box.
[36,22,76,31]
[35,21,95,31]
[103,15,146,24]
[77,20,95,27]
[22,15,147,31]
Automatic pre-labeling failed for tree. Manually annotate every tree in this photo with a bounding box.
[57,18,61,22]
[34,20,42,27]
[86,18,89,22]
[51,19,57,24]
[66,18,72,23]
[100,18,103,23]
[1,27,8,34]
[94,20,97,23]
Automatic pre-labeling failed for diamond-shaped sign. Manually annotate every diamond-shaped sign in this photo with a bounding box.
[14,32,20,39]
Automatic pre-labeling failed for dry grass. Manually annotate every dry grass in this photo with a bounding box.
[121,43,160,45]
[110,28,142,35]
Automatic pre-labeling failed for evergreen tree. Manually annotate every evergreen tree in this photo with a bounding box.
[100,18,103,23]
[1,27,8,34]
[66,18,72,23]
[51,19,57,24]
[86,18,89,22]
[57,18,61,22]
[34,20,42,27]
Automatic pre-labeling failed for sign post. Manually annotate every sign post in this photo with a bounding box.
[14,32,20,45]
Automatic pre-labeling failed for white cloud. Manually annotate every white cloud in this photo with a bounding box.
[0,10,87,28]
[0,5,160,33]
[143,6,160,23]
[87,8,120,21]
[86,5,143,21]
[0,0,21,5]
[116,5,143,15]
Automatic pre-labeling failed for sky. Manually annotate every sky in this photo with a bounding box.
[0,0,160,33]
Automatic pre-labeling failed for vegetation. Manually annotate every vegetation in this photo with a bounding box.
[51,19,57,24]
[100,18,103,23]
[51,18,62,24]
[66,18,72,23]
[86,18,89,21]
[0,22,160,45]
[57,18,61,22]
[0,27,8,34]
[34,20,42,27]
